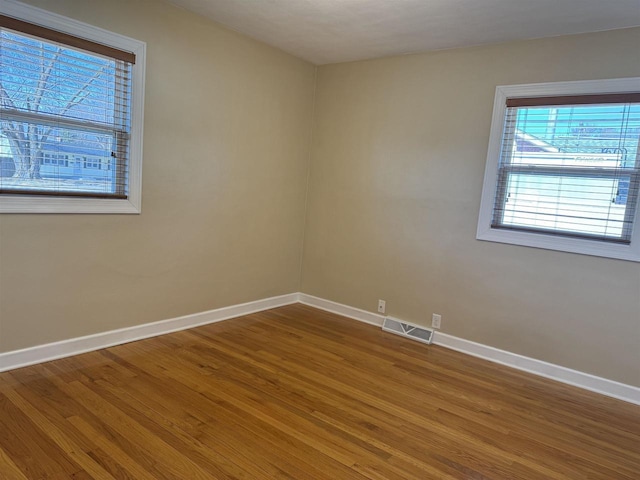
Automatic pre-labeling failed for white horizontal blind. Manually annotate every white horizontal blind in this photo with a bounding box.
[492,94,640,244]
[0,17,133,198]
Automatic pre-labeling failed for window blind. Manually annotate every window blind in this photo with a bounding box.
[492,94,640,243]
[0,16,134,199]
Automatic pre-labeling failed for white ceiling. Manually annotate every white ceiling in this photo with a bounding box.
[167,0,640,65]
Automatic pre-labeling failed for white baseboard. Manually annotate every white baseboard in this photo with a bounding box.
[0,293,299,373]
[299,294,640,405]
[298,293,385,326]
[2,291,638,405]
[433,332,640,405]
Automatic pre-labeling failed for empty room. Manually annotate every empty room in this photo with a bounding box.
[0,0,639,478]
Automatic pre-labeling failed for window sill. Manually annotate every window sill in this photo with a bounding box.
[0,195,141,214]
[476,226,640,262]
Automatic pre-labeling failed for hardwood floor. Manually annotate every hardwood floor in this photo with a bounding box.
[0,304,638,479]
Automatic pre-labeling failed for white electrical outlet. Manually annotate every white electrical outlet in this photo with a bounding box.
[431,313,442,329]
[378,299,386,314]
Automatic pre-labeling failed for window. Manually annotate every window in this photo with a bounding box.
[477,78,640,262]
[84,157,102,170]
[0,1,145,213]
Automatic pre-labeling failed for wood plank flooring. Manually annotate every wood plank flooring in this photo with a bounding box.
[0,303,638,479]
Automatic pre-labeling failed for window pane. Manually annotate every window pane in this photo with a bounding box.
[1,30,120,124]
[496,101,640,241]
[0,124,118,195]
[511,104,639,170]
[0,28,131,197]
[502,173,628,238]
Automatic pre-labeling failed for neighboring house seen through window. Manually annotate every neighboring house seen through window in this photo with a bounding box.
[477,78,640,262]
[0,1,145,213]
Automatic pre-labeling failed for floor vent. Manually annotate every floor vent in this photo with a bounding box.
[382,317,434,345]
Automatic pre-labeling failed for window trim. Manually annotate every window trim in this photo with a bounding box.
[477,77,640,262]
[0,0,146,214]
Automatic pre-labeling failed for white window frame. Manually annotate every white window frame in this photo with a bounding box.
[477,77,640,262]
[0,0,146,214]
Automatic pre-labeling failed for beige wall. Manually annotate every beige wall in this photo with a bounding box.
[301,28,640,386]
[1,1,638,387]
[0,0,316,351]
